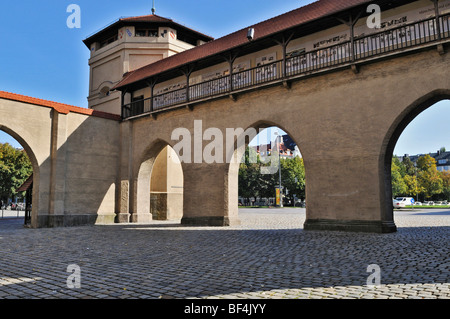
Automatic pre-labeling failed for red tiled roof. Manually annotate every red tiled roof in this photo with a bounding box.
[120,14,173,23]
[0,91,121,121]
[120,14,214,40]
[113,0,370,89]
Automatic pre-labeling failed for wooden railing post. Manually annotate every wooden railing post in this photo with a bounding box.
[120,89,127,118]
[432,0,442,40]
[145,79,157,113]
[224,52,238,93]
[336,11,362,73]
[181,66,194,104]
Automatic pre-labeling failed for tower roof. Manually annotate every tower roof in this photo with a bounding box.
[83,14,214,49]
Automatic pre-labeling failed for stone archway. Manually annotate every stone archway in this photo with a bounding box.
[133,139,184,223]
[381,89,450,221]
[150,145,184,221]
[0,126,40,228]
[226,120,306,219]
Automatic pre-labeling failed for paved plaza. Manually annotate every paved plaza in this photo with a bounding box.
[0,208,448,301]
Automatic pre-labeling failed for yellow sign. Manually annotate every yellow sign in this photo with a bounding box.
[276,188,280,206]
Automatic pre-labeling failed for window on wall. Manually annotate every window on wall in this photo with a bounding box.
[177,31,197,46]
[100,86,110,98]
[99,34,118,48]
[135,29,158,37]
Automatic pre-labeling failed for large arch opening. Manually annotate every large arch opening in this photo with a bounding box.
[135,140,184,223]
[383,90,450,227]
[227,121,306,226]
[0,128,39,227]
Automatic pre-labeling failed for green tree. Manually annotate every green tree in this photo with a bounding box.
[403,174,421,199]
[238,146,278,202]
[402,156,416,176]
[416,155,443,200]
[238,147,306,205]
[280,156,306,202]
[391,158,407,197]
[0,143,33,204]
[440,170,450,201]
[238,147,261,202]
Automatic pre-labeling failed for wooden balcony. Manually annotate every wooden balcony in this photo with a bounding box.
[122,14,450,120]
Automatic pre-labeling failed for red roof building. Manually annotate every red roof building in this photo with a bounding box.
[113,0,379,90]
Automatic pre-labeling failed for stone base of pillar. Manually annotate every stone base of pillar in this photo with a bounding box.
[115,212,130,223]
[304,219,397,233]
[36,214,104,228]
[181,216,241,227]
[130,213,152,224]
[95,214,117,225]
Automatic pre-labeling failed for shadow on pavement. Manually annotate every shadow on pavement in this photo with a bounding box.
[0,218,448,299]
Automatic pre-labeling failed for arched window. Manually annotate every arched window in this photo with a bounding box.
[100,86,110,97]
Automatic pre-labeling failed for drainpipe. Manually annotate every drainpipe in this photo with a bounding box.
[432,0,442,41]
[120,89,127,118]
[432,0,445,54]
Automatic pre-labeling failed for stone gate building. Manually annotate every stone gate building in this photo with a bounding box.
[1,0,449,232]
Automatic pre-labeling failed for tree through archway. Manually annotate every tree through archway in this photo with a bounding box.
[238,126,305,208]
[0,131,34,225]
[392,100,450,204]
[385,94,450,226]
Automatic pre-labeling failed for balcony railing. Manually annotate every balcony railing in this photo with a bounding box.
[122,14,450,119]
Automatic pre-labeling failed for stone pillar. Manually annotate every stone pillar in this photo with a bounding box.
[302,154,396,233]
[116,121,132,223]
[181,162,240,226]
[46,110,68,227]
[130,158,153,224]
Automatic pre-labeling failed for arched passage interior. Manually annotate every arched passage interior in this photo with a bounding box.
[383,90,450,224]
[135,140,184,223]
[227,121,306,221]
[0,127,39,226]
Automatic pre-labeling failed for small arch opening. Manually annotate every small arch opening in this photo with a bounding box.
[0,130,37,227]
[135,140,184,224]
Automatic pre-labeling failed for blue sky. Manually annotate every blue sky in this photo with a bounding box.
[0,0,448,155]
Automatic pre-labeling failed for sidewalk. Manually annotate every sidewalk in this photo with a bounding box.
[0,208,448,299]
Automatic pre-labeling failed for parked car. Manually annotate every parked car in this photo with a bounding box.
[294,200,306,208]
[393,197,414,209]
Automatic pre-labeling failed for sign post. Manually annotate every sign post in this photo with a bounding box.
[276,187,281,207]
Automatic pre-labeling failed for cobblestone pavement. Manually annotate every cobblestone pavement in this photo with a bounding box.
[0,208,448,300]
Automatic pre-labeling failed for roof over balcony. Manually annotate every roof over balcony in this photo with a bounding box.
[113,0,415,92]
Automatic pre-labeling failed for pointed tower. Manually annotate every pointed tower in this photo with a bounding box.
[83,12,213,114]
